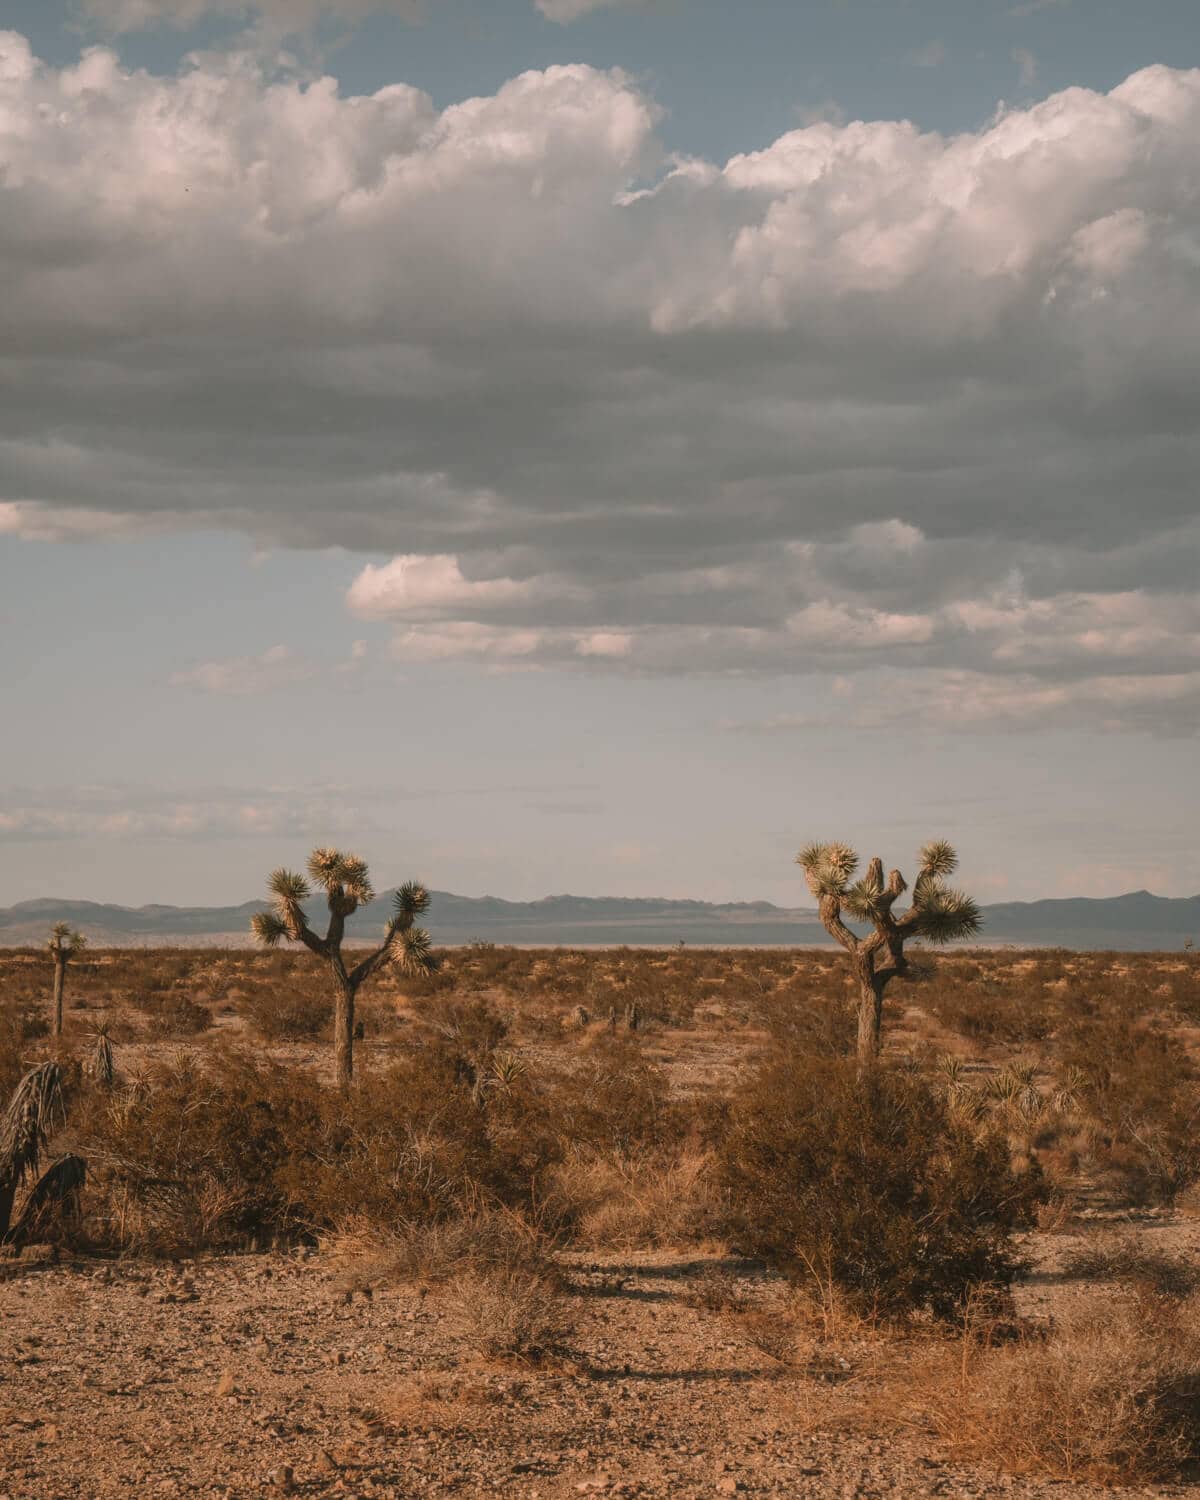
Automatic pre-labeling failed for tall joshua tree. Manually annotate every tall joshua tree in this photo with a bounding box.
[797,839,982,1062]
[47,923,86,1038]
[251,848,436,1089]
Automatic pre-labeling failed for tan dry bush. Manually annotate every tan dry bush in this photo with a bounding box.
[930,1296,1200,1484]
[443,1264,576,1363]
[384,1373,502,1435]
[324,1206,549,1297]
[1061,1230,1200,1298]
[1032,1192,1075,1233]
[543,1147,719,1250]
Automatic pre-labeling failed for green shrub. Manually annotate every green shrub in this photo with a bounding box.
[718,1054,1037,1318]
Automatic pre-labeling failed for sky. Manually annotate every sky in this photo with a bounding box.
[2,0,1199,909]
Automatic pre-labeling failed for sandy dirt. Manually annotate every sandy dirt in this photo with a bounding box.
[2,1232,1195,1499]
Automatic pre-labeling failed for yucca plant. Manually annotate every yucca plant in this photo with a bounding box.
[87,1023,115,1089]
[0,1062,65,1241]
[250,848,437,1089]
[796,839,982,1062]
[47,922,86,1038]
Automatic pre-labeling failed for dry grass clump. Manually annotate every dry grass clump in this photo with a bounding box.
[1053,1011,1200,1204]
[328,1205,572,1362]
[325,1206,549,1296]
[542,1146,719,1249]
[1061,1230,1200,1298]
[930,1296,1200,1484]
[385,1373,503,1434]
[443,1264,576,1363]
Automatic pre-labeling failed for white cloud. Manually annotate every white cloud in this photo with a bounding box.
[534,0,656,22]
[0,501,164,542]
[170,643,314,695]
[347,554,564,619]
[1013,47,1038,88]
[3,35,1200,728]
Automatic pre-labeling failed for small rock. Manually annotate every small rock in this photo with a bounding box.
[269,1465,295,1494]
[717,1481,743,1496]
[214,1371,235,1398]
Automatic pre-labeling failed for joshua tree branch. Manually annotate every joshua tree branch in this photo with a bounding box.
[818,895,860,954]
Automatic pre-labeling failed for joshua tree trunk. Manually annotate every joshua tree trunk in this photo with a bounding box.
[51,957,66,1038]
[332,966,357,1091]
[855,961,884,1060]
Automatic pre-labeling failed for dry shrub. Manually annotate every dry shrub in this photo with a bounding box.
[444,1264,575,1362]
[542,1147,719,1249]
[325,1206,549,1296]
[385,1373,501,1434]
[1032,1192,1075,1232]
[932,1296,1200,1484]
[1054,1012,1200,1204]
[1062,1231,1200,1298]
[130,989,213,1038]
[245,986,331,1041]
[544,1039,682,1155]
[0,1005,49,1099]
[76,1042,549,1252]
[718,1053,1039,1318]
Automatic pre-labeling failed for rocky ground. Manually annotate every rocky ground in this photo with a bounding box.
[2,1235,1195,1500]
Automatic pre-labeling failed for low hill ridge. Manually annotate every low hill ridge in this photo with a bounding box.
[1,889,1197,950]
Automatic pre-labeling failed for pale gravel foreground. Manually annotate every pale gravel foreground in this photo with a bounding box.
[0,1244,1190,1500]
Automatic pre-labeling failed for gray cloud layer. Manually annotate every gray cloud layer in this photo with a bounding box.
[2,33,1199,729]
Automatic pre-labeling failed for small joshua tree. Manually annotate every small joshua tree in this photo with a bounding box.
[47,923,86,1038]
[797,839,982,1062]
[250,848,436,1089]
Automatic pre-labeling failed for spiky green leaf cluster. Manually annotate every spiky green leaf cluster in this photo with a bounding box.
[251,910,288,947]
[47,923,85,956]
[307,847,375,906]
[841,880,882,922]
[918,839,959,879]
[911,886,982,943]
[392,924,438,976]
[393,881,431,928]
[795,840,859,897]
[268,868,311,907]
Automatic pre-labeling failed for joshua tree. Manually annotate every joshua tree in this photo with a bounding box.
[47,923,86,1038]
[797,839,982,1062]
[251,848,437,1089]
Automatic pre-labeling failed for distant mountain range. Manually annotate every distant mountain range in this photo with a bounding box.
[1,889,1197,951]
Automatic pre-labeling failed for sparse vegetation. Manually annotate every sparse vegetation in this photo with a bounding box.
[4,937,1200,1491]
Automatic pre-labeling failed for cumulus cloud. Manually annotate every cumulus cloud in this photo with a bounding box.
[170,643,314,695]
[534,0,657,21]
[3,33,1200,729]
